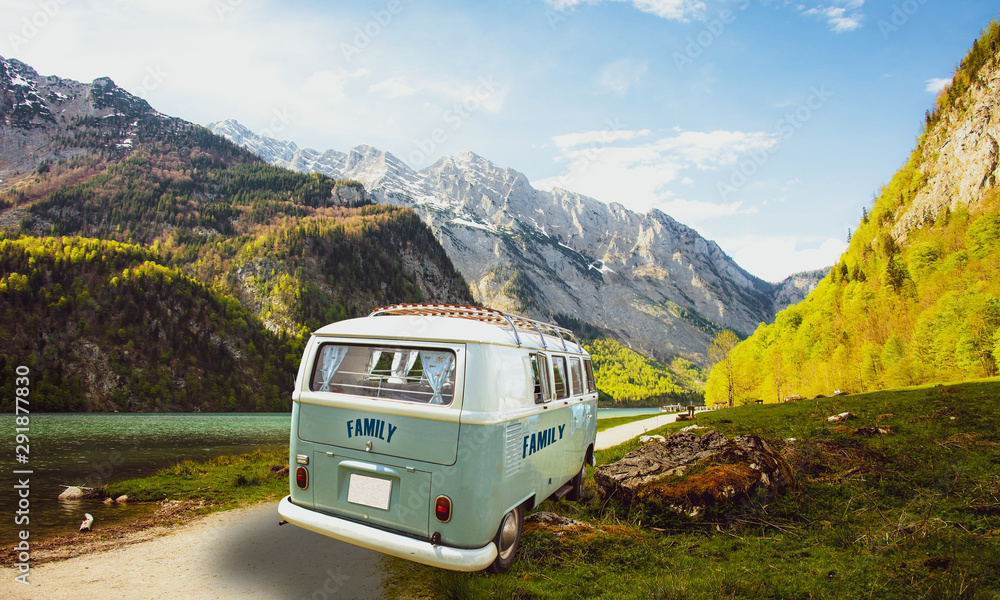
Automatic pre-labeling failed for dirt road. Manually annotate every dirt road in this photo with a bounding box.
[2,502,388,600]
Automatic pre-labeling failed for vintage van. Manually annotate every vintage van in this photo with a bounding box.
[278,303,598,573]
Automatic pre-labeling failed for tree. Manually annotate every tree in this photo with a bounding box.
[707,330,740,408]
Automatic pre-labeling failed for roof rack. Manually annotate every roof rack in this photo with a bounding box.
[368,303,583,352]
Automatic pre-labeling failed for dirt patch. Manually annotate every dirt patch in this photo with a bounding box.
[0,500,207,567]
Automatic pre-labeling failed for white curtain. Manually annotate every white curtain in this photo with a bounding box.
[389,350,418,384]
[318,345,348,392]
[367,350,383,379]
[420,351,454,405]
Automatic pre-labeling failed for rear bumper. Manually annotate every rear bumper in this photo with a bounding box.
[278,496,497,572]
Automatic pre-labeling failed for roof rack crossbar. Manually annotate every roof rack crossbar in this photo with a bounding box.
[368,303,581,351]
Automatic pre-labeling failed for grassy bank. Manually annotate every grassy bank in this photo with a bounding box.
[103,448,290,511]
[389,380,1000,599]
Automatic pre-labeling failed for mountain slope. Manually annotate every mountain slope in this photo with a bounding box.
[0,56,474,411]
[705,21,1000,404]
[0,236,295,412]
[210,120,824,364]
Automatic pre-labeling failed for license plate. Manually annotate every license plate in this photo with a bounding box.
[347,473,392,510]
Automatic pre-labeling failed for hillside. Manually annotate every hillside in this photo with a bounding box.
[706,21,1000,404]
[211,120,826,365]
[585,337,703,406]
[0,57,474,411]
[0,236,298,412]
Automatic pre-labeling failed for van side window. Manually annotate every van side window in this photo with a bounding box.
[569,358,583,397]
[551,356,569,399]
[530,353,550,403]
[583,358,597,394]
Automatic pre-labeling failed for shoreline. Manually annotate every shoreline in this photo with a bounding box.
[1,498,214,568]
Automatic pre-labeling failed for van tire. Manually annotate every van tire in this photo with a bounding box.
[566,462,586,502]
[487,505,523,574]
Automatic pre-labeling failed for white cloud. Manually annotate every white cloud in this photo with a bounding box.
[721,235,846,282]
[533,127,778,216]
[925,77,951,94]
[655,197,756,221]
[551,128,652,150]
[801,0,865,33]
[545,0,705,21]
[369,76,418,98]
[597,58,648,96]
[303,69,371,102]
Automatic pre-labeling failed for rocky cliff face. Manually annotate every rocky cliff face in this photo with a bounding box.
[211,120,824,362]
[891,42,1000,240]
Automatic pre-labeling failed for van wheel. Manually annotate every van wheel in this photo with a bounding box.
[486,505,523,574]
[566,462,586,502]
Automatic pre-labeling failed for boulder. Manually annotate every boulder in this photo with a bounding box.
[58,486,85,500]
[525,511,592,533]
[827,412,855,422]
[594,430,794,518]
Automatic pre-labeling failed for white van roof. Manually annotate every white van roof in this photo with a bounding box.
[312,304,587,354]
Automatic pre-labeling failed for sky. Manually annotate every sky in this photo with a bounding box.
[2,0,998,282]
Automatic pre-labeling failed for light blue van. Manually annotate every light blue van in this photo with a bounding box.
[278,303,598,573]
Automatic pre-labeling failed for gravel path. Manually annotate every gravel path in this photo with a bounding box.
[2,502,388,600]
[595,413,681,450]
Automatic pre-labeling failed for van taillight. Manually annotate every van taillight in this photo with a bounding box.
[435,495,452,522]
[295,466,308,489]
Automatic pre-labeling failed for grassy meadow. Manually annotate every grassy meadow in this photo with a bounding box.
[389,380,1000,600]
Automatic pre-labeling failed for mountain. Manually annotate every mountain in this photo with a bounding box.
[0,56,473,411]
[705,21,1000,404]
[210,120,824,364]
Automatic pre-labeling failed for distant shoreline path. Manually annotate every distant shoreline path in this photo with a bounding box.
[3,418,668,599]
[595,413,681,450]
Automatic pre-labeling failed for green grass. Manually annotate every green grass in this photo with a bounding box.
[388,380,1000,599]
[596,413,661,433]
[103,448,289,511]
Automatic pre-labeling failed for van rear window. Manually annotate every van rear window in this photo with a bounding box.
[310,344,456,406]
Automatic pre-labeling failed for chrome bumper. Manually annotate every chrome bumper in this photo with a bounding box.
[277,496,497,572]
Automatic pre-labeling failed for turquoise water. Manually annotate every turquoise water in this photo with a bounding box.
[595,407,661,419]
[2,413,291,543]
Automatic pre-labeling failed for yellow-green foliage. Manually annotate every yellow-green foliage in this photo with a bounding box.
[585,337,701,403]
[707,22,1000,406]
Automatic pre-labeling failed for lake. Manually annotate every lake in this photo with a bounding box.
[2,413,291,544]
